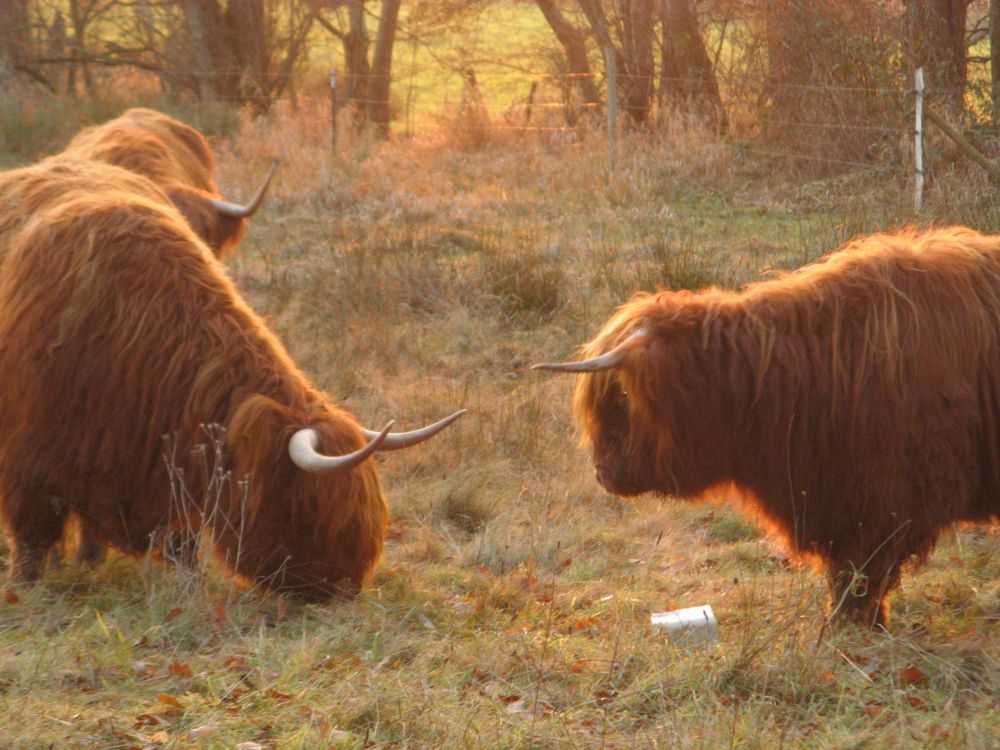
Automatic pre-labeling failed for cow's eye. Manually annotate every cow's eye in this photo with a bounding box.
[621,389,629,397]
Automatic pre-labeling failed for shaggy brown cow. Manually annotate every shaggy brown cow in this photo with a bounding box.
[535,227,1000,628]
[0,165,463,597]
[0,158,204,565]
[62,107,272,258]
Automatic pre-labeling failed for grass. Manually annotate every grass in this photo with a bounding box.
[0,97,998,748]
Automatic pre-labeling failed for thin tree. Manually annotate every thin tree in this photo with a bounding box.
[659,0,726,132]
[369,0,401,137]
[903,0,970,111]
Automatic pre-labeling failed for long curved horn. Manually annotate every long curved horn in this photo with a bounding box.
[288,421,393,474]
[210,162,277,219]
[360,409,467,450]
[531,330,646,373]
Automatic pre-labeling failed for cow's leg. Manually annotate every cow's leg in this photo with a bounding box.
[74,524,107,566]
[825,551,903,629]
[3,490,68,585]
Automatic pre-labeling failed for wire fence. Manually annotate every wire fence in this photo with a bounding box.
[24,50,999,193]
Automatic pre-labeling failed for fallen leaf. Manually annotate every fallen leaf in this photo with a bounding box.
[906,695,926,708]
[156,694,183,708]
[266,689,293,703]
[131,661,154,676]
[134,713,170,729]
[4,590,19,605]
[595,688,616,705]
[190,724,218,739]
[505,699,529,714]
[571,616,596,632]
[224,656,251,672]
[168,662,192,678]
[862,699,884,718]
[149,729,169,744]
[898,665,929,686]
[164,607,183,623]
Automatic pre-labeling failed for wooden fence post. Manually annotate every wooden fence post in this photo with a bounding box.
[605,45,617,175]
[914,67,924,213]
[330,69,339,153]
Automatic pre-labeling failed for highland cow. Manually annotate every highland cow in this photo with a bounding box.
[535,228,1000,628]
[0,167,463,598]
[62,107,273,257]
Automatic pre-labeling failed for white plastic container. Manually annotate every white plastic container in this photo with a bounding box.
[650,605,718,645]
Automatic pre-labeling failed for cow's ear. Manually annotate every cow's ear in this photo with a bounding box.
[227,394,294,466]
[210,213,248,259]
[164,186,225,255]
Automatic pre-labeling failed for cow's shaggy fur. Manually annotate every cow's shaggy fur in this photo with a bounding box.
[0,169,387,598]
[568,227,1000,627]
[62,108,251,257]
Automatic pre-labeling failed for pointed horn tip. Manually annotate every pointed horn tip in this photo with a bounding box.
[211,163,277,218]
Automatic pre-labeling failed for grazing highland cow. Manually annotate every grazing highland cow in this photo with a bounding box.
[0,169,463,598]
[535,228,1000,627]
[62,107,273,257]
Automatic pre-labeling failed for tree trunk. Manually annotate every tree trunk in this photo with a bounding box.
[577,0,656,125]
[904,0,969,111]
[660,0,727,132]
[225,0,269,107]
[535,0,601,111]
[0,0,32,84]
[621,0,656,124]
[369,0,401,138]
[183,0,223,100]
[344,0,370,122]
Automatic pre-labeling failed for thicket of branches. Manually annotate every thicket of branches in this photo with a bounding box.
[0,1,994,167]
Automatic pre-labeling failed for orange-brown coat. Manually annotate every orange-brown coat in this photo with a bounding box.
[0,166,387,599]
[548,228,1000,627]
[62,108,264,257]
